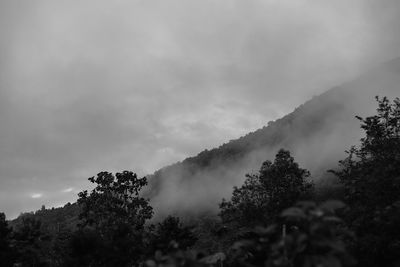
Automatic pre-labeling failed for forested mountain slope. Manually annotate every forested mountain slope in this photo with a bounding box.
[147,57,400,218]
[10,58,400,221]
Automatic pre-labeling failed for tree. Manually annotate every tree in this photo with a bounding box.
[149,216,197,254]
[74,171,154,266]
[78,171,153,231]
[331,96,400,267]
[220,149,314,228]
[230,201,355,267]
[13,215,51,266]
[333,96,400,208]
[0,213,16,267]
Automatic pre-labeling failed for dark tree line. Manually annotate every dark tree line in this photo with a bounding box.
[1,96,399,267]
[330,96,400,267]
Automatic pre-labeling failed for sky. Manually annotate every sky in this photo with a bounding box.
[0,0,400,219]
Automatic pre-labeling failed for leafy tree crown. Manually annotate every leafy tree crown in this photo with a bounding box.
[77,171,153,232]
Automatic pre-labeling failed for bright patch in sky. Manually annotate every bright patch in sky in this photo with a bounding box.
[62,188,74,193]
[31,193,43,199]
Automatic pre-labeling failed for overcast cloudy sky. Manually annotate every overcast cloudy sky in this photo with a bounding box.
[1,0,400,218]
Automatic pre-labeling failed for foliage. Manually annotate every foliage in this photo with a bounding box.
[0,213,16,266]
[332,96,400,207]
[145,250,210,267]
[74,171,154,266]
[78,171,153,231]
[191,216,228,254]
[230,201,355,267]
[49,228,74,266]
[12,215,52,266]
[331,96,400,267]
[149,216,198,253]
[220,149,314,227]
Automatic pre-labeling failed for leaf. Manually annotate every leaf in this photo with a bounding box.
[297,201,317,209]
[323,256,342,267]
[231,240,253,250]
[322,216,343,223]
[254,225,276,235]
[296,233,308,246]
[392,200,400,208]
[200,252,226,264]
[319,200,346,211]
[145,260,157,267]
[154,250,163,261]
[281,207,306,218]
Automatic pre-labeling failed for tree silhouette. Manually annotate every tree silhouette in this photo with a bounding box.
[74,171,154,266]
[13,215,51,266]
[331,96,400,267]
[220,149,314,228]
[149,216,197,254]
[0,213,16,267]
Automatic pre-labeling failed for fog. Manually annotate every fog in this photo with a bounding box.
[148,59,400,219]
[0,0,400,218]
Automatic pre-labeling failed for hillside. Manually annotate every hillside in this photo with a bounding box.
[9,202,80,234]
[147,57,400,218]
[10,58,400,222]
[5,57,400,267]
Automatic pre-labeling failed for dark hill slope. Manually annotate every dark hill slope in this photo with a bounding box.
[147,57,400,218]
[9,202,80,234]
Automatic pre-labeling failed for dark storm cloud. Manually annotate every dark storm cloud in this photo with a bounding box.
[0,0,399,218]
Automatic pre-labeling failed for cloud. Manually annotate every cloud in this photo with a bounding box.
[61,188,74,193]
[31,193,43,199]
[0,0,399,218]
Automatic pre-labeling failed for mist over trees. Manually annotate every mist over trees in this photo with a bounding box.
[0,96,399,266]
[146,62,400,219]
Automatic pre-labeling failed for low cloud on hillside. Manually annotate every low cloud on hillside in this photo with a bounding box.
[0,0,400,218]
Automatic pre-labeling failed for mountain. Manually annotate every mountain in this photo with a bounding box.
[9,58,400,223]
[146,57,400,218]
[9,202,80,234]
